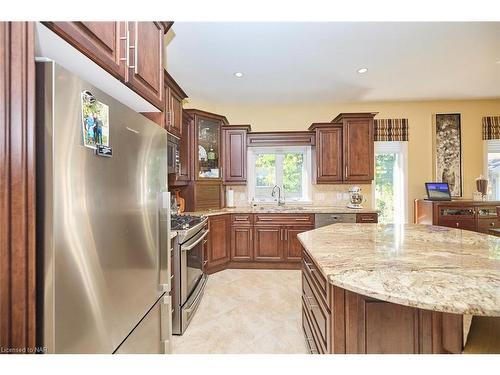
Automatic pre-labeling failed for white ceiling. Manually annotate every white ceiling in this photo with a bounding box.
[167,22,500,105]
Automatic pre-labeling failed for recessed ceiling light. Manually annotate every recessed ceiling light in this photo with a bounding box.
[234,72,244,78]
[357,68,368,74]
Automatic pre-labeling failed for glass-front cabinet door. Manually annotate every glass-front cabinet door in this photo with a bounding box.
[197,116,221,179]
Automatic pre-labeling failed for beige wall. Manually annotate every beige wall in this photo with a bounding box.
[185,98,500,221]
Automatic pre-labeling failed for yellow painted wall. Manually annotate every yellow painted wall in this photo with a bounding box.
[185,98,500,221]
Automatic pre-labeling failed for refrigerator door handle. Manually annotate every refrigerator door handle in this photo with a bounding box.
[158,192,171,293]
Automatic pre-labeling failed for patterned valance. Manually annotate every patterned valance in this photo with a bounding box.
[482,116,500,140]
[374,118,409,141]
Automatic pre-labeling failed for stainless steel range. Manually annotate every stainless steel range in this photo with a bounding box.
[171,214,209,335]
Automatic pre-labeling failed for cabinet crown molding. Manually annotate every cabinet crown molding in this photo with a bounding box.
[222,124,252,132]
[164,69,188,98]
[308,122,341,131]
[331,112,378,123]
[184,108,229,124]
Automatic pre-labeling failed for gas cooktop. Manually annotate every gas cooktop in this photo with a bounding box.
[171,214,205,231]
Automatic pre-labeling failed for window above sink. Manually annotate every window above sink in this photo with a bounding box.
[247,146,312,204]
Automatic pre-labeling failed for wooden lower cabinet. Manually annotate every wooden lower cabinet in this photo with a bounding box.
[253,225,283,261]
[285,226,314,261]
[230,226,253,261]
[206,215,230,272]
[227,214,314,268]
[214,213,375,274]
[301,247,464,354]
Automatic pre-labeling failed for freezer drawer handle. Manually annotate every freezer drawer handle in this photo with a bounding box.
[181,230,210,252]
[160,295,172,354]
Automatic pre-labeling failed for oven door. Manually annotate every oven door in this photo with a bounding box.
[180,227,209,303]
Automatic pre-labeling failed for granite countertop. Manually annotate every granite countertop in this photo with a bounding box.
[182,205,379,216]
[298,223,500,316]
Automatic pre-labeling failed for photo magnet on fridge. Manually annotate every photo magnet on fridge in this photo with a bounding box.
[81,90,110,150]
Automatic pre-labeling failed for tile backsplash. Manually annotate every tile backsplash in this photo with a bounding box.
[225,184,374,208]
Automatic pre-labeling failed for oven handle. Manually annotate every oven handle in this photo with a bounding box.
[183,276,207,314]
[181,229,210,252]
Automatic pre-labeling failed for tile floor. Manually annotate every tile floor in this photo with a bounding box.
[172,269,308,354]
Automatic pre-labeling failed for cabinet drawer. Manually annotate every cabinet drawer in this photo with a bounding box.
[438,218,476,231]
[231,214,253,225]
[302,307,321,354]
[476,206,499,218]
[254,213,314,225]
[303,250,328,305]
[302,273,329,352]
[356,213,378,223]
[439,207,475,219]
[477,218,500,234]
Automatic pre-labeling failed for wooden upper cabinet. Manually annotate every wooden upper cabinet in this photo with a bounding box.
[169,90,183,136]
[42,22,127,79]
[310,113,376,184]
[43,21,170,110]
[125,22,164,109]
[165,71,187,138]
[186,109,229,181]
[311,124,343,183]
[338,114,375,182]
[178,110,193,181]
[222,125,251,185]
[168,109,193,187]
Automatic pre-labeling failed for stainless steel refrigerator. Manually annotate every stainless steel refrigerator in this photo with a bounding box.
[36,61,172,354]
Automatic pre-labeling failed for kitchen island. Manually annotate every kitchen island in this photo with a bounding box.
[297,223,500,354]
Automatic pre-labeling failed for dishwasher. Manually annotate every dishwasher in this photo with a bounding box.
[314,213,357,228]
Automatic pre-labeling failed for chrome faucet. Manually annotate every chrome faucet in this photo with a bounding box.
[271,185,285,206]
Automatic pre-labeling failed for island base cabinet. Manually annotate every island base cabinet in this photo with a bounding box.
[343,291,463,354]
[302,250,463,354]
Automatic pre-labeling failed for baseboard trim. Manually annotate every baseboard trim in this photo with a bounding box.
[206,260,301,274]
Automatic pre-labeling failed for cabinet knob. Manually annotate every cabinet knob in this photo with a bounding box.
[491,222,495,227]
[456,222,459,227]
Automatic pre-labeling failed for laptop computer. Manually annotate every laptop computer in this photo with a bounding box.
[425,182,452,201]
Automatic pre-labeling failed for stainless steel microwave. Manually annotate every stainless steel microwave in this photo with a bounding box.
[167,135,180,175]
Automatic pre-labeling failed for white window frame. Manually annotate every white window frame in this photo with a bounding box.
[484,140,500,199]
[247,146,312,203]
[373,141,409,224]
